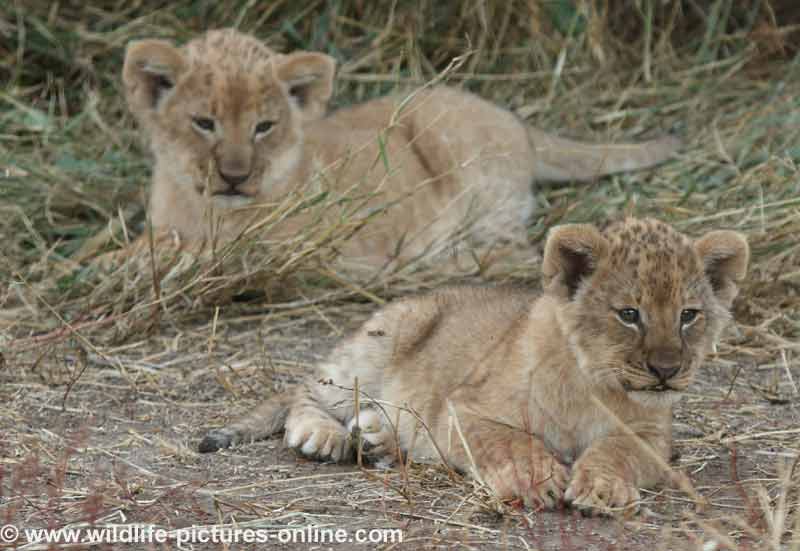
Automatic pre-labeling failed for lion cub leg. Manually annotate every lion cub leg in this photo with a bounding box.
[448,409,570,509]
[284,382,353,462]
[470,426,570,510]
[284,306,405,464]
[565,422,671,515]
[284,394,398,465]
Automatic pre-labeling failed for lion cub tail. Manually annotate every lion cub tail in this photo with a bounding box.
[198,391,293,453]
[528,128,681,182]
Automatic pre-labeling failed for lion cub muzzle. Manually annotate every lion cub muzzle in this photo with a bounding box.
[211,144,255,197]
[645,346,682,385]
[628,341,690,393]
[646,364,679,383]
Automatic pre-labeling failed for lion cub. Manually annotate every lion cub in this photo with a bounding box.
[199,218,749,513]
[122,29,679,268]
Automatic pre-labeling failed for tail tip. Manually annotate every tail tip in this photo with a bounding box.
[198,428,238,453]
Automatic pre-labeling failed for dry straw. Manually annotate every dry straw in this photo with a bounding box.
[1,1,799,549]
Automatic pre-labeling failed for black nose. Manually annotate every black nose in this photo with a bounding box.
[219,171,249,188]
[646,363,680,383]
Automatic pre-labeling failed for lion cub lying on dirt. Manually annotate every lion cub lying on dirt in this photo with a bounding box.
[123,29,679,268]
[199,218,749,513]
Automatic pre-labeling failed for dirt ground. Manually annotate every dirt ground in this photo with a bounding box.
[3,299,798,550]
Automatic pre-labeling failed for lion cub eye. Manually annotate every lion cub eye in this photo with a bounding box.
[192,117,216,133]
[254,121,275,136]
[617,308,640,326]
[680,309,700,325]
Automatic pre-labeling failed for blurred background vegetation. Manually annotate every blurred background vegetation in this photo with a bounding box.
[1,1,799,331]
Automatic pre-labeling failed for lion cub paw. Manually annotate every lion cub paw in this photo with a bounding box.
[482,451,570,510]
[347,409,397,467]
[284,413,351,462]
[565,464,640,516]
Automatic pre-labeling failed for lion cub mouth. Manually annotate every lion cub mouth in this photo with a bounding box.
[622,381,682,394]
[644,384,679,393]
[628,388,683,407]
[195,185,256,200]
[209,192,257,209]
[214,189,249,197]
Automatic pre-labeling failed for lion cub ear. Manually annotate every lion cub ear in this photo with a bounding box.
[123,39,188,115]
[694,230,749,308]
[542,224,609,300]
[273,52,336,121]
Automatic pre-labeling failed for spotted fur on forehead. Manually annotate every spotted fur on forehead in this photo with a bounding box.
[600,218,703,305]
[181,29,279,119]
[185,29,276,71]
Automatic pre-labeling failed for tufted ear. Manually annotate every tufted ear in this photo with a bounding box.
[694,230,749,308]
[123,39,188,115]
[542,224,609,300]
[273,51,336,121]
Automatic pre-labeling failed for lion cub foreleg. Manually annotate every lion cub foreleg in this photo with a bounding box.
[446,410,570,510]
[565,418,671,514]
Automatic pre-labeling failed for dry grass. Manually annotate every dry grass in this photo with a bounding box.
[1,1,799,549]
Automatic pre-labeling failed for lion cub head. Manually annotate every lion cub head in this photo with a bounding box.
[123,29,335,207]
[542,218,749,406]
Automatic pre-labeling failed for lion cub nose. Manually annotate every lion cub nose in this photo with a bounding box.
[646,362,680,382]
[219,170,249,188]
[217,157,251,189]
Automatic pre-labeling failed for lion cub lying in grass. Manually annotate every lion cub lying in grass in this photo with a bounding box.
[122,29,679,269]
[199,218,749,513]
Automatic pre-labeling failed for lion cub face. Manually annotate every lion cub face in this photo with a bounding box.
[122,29,335,208]
[543,218,749,406]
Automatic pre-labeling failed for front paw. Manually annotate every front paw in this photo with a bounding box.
[482,449,569,510]
[565,464,640,516]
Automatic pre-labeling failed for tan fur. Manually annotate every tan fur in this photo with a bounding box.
[122,29,680,269]
[199,218,749,514]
